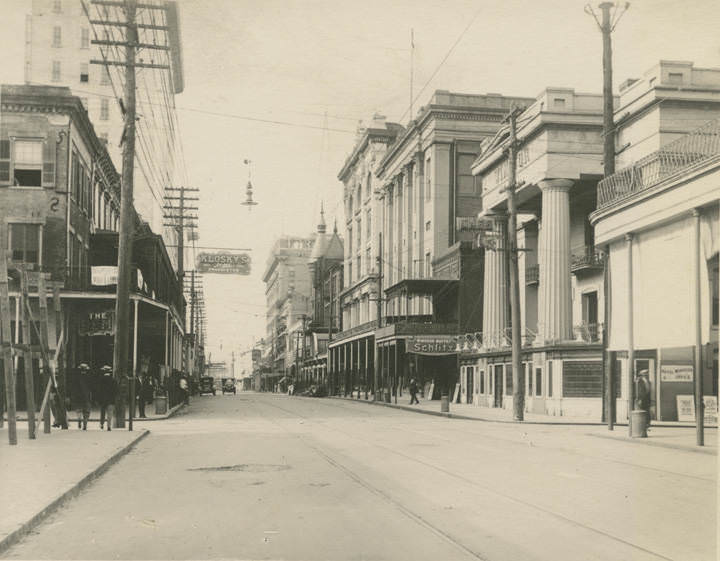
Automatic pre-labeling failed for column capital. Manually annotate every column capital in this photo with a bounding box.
[538,178,573,192]
[692,207,702,218]
[624,232,634,242]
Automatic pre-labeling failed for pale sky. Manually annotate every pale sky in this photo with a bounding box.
[2,0,718,372]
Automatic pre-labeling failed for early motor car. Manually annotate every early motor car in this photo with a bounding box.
[199,376,216,396]
[221,378,236,395]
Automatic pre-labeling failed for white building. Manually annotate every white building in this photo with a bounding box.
[24,0,185,248]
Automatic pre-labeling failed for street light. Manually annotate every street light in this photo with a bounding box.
[241,159,259,210]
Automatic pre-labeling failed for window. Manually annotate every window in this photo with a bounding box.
[425,252,431,278]
[365,248,371,275]
[80,63,89,83]
[347,227,352,252]
[52,26,62,47]
[553,97,566,108]
[53,0,62,13]
[81,27,89,49]
[425,157,431,200]
[479,370,485,394]
[100,68,110,85]
[457,154,477,195]
[425,220,431,231]
[535,367,542,397]
[100,98,109,120]
[356,255,361,280]
[347,262,352,285]
[52,61,61,82]
[668,72,684,85]
[366,210,372,238]
[711,255,719,327]
[547,361,553,397]
[13,140,43,186]
[9,224,40,264]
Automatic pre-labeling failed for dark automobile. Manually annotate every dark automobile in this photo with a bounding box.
[222,378,236,395]
[199,376,216,396]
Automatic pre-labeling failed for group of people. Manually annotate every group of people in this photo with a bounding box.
[70,363,156,430]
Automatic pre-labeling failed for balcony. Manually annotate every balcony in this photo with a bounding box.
[376,321,459,339]
[571,246,605,274]
[331,320,377,342]
[573,322,602,343]
[525,264,539,285]
[597,117,720,210]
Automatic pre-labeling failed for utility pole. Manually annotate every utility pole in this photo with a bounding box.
[586,1,629,430]
[374,233,383,400]
[505,107,524,422]
[164,186,199,281]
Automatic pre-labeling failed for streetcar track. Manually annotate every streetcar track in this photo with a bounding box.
[289,395,715,483]
[256,395,679,561]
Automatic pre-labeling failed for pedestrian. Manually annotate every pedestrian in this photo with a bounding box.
[97,365,117,431]
[142,374,154,417]
[409,378,419,405]
[71,363,92,430]
[635,369,652,428]
[179,375,189,405]
[136,374,147,418]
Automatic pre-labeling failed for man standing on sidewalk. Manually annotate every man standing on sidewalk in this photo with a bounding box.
[97,365,117,431]
[409,378,420,405]
[71,363,92,430]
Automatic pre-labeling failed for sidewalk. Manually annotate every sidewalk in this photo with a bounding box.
[0,426,149,555]
[328,394,717,453]
[3,400,186,424]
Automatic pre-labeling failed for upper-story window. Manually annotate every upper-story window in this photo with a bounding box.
[52,0,62,13]
[347,226,352,252]
[81,28,90,49]
[100,98,109,120]
[52,61,61,82]
[80,63,89,83]
[366,209,372,238]
[518,146,530,167]
[366,172,372,198]
[425,157,431,200]
[9,223,40,265]
[457,154,477,195]
[13,140,43,187]
[495,162,508,186]
[52,26,62,48]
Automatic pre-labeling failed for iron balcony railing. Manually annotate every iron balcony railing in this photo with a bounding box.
[525,264,539,285]
[573,322,602,343]
[571,245,605,272]
[598,117,720,209]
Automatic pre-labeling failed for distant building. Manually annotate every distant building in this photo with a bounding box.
[299,207,343,387]
[262,235,314,390]
[24,0,185,248]
[591,61,720,423]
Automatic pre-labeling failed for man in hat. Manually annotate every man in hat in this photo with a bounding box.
[97,365,117,431]
[635,369,652,428]
[71,363,92,430]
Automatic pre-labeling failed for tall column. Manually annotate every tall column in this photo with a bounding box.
[538,179,573,343]
[482,213,509,349]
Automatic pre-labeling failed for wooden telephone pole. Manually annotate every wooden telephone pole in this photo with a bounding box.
[164,186,199,281]
[87,0,171,428]
[505,107,524,422]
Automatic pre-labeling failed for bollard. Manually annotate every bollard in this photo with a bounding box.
[440,393,450,413]
[630,410,648,438]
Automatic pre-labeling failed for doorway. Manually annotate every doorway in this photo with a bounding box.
[466,366,474,404]
[494,365,503,407]
[635,358,656,420]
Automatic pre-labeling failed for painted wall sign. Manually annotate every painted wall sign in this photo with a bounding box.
[196,252,251,275]
[91,265,118,286]
[79,309,115,336]
[660,364,693,382]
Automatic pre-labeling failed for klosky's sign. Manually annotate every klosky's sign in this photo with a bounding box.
[196,252,251,275]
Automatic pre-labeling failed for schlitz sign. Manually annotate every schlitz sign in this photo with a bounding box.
[406,336,457,355]
[196,252,251,275]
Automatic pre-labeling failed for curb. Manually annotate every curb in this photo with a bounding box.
[5,403,186,424]
[326,396,604,426]
[0,430,150,556]
[586,431,716,455]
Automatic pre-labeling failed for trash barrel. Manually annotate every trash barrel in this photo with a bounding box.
[630,410,648,438]
[154,395,168,415]
[440,393,450,413]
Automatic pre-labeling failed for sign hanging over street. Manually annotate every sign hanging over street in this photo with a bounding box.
[406,336,457,355]
[196,252,251,275]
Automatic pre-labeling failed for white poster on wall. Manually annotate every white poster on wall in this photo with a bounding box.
[676,395,695,422]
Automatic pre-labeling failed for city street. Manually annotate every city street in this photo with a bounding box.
[2,393,715,561]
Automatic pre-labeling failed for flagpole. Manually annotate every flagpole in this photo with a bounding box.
[410,28,414,122]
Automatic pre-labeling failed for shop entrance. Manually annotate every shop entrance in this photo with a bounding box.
[466,366,474,404]
[494,365,503,407]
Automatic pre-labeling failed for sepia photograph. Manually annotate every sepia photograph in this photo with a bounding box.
[0,0,717,559]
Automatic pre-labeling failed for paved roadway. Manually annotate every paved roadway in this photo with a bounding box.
[3,393,716,560]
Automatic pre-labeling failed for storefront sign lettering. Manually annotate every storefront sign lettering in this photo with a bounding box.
[79,310,115,336]
[196,252,251,275]
[661,364,693,382]
[407,336,457,354]
[91,265,118,286]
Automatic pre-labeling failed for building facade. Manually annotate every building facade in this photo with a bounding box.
[24,0,185,247]
[330,91,534,400]
[0,84,186,410]
[591,61,720,423]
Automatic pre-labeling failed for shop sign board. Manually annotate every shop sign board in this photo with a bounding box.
[660,364,693,382]
[196,252,251,275]
[91,265,118,286]
[79,309,115,336]
[676,395,719,424]
[406,336,457,355]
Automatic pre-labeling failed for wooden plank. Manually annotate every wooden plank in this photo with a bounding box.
[52,285,68,428]
[20,270,36,439]
[0,251,16,443]
[37,275,51,434]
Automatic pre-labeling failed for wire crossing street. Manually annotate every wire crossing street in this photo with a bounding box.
[2,394,715,561]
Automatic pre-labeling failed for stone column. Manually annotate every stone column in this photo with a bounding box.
[538,179,573,343]
[482,213,509,349]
